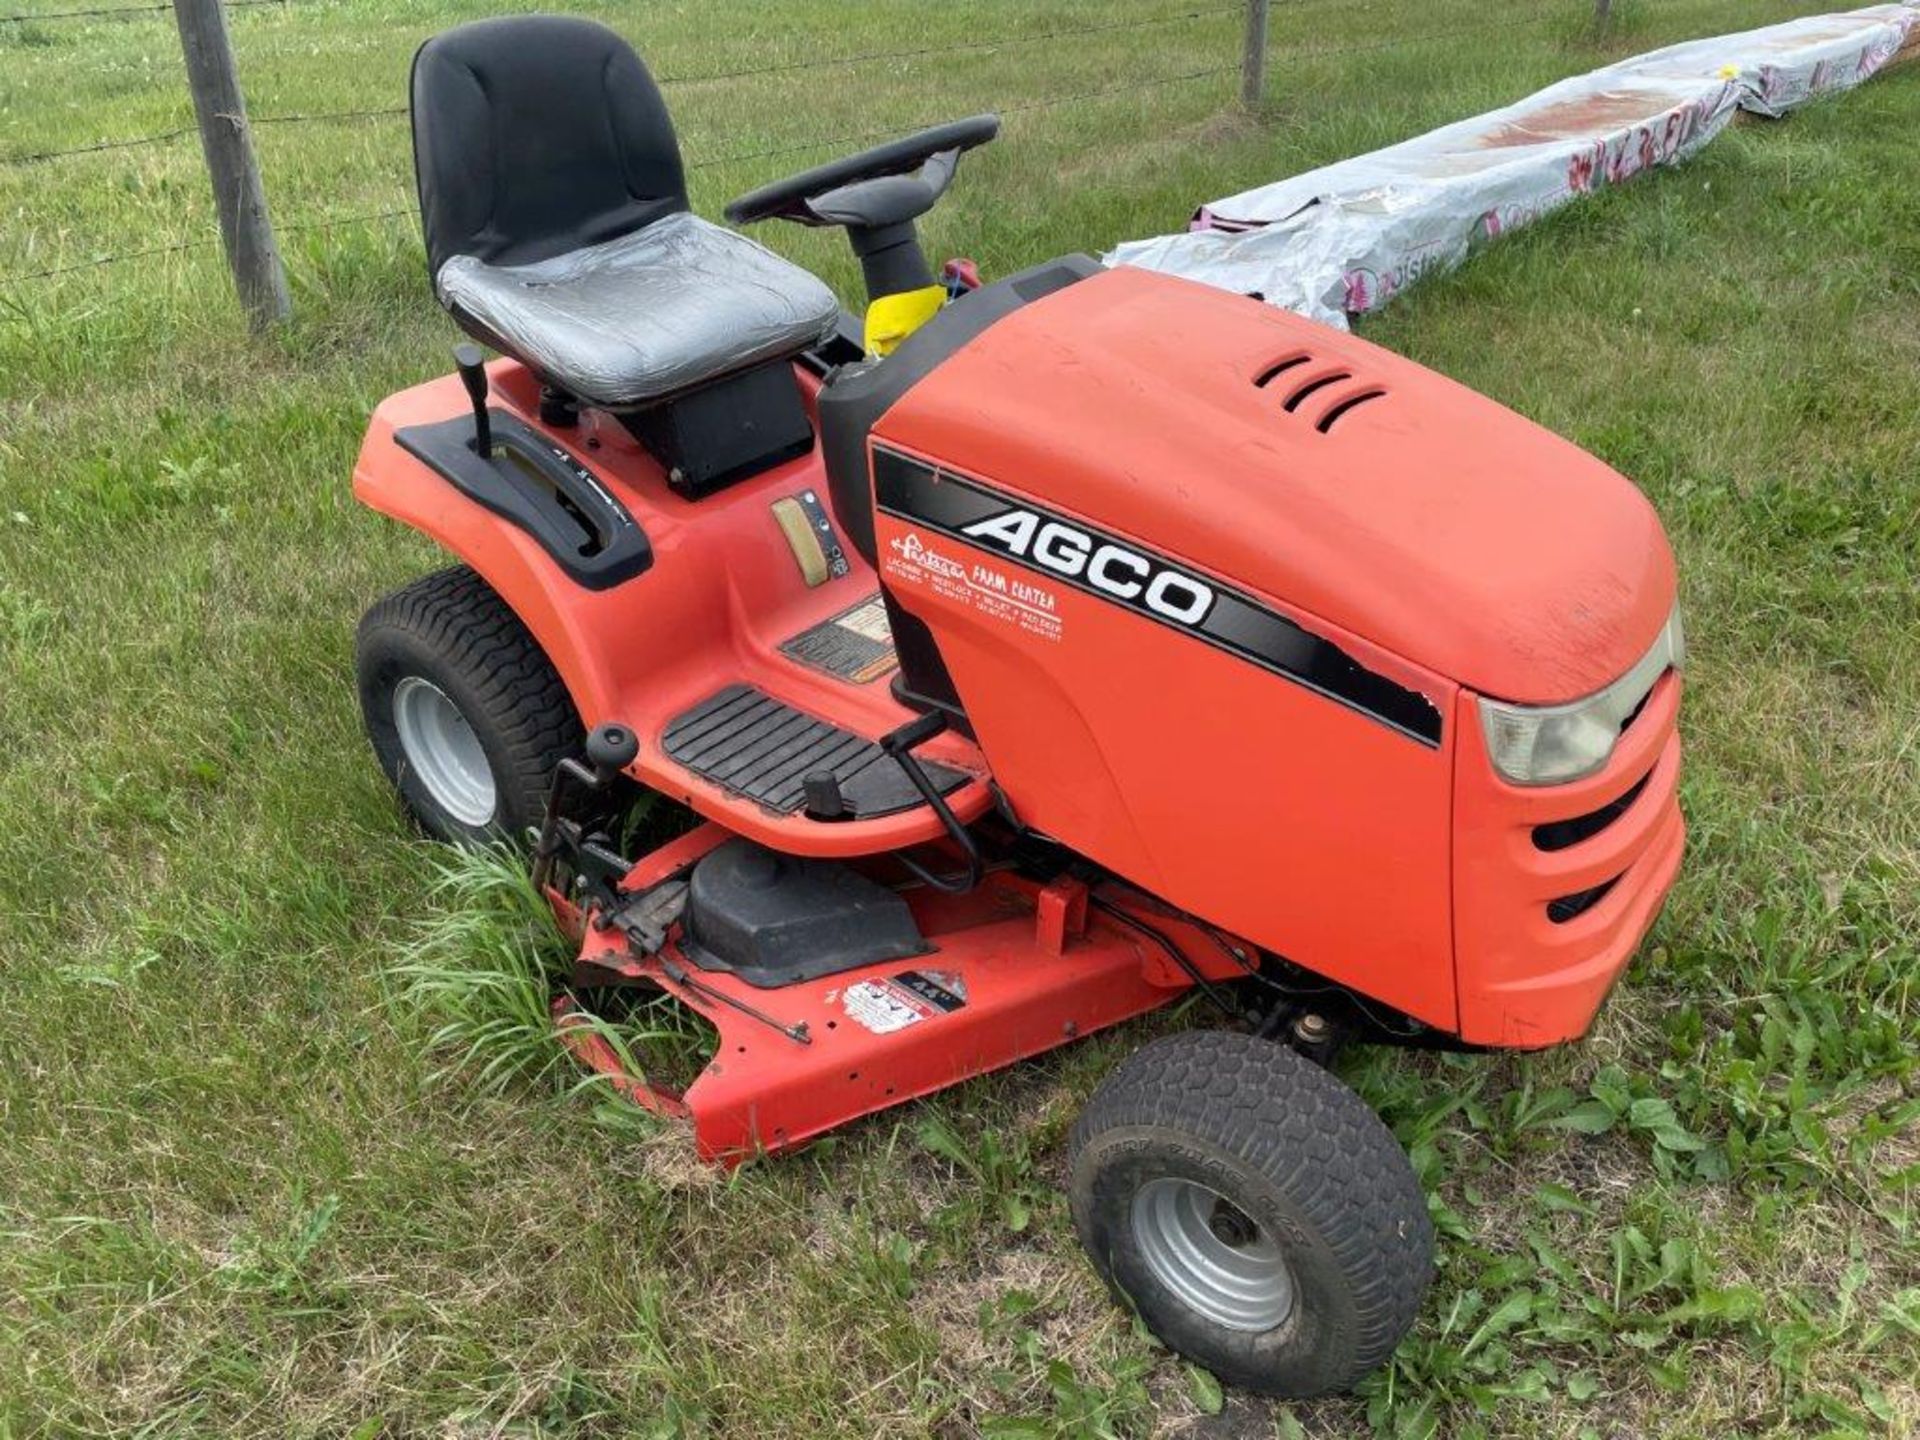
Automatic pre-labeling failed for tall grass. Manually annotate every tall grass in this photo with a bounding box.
[390,842,717,1108]
[389,844,578,1095]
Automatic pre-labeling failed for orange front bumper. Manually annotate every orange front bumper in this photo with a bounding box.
[1451,671,1684,1049]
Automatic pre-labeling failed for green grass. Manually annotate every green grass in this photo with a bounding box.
[2,0,1917,1434]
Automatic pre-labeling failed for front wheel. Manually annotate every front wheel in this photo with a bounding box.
[1068,1030,1432,1398]
[355,565,581,846]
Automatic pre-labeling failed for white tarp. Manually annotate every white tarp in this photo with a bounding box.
[1109,5,1919,327]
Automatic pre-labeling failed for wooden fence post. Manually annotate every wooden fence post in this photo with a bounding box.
[172,0,289,329]
[1241,0,1270,107]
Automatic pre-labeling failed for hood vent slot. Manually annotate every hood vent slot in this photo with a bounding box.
[1254,354,1310,388]
[1257,355,1388,433]
[1282,371,1351,413]
[1315,388,1386,433]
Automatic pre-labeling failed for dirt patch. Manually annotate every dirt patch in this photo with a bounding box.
[633,1124,724,1191]
[909,1246,1092,1372]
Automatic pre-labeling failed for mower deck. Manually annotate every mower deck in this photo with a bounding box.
[556,822,1247,1162]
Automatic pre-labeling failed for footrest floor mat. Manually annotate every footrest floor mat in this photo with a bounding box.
[662,684,968,819]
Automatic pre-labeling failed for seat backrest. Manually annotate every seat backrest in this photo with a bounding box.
[411,16,687,279]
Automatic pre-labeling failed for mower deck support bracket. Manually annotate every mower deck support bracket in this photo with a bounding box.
[1037,876,1090,956]
[603,878,690,958]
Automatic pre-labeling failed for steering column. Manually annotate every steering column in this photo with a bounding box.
[724,115,999,355]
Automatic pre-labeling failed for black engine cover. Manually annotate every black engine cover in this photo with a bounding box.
[680,839,928,988]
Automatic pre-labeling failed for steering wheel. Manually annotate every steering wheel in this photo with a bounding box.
[724,114,1000,232]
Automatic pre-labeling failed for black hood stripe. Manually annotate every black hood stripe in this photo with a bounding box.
[872,446,1442,746]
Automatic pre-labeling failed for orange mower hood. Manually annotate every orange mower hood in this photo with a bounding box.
[872,266,1676,706]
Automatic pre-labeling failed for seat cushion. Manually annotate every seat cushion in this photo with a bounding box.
[436,212,841,407]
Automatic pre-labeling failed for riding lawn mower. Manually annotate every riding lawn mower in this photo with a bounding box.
[350,15,1685,1397]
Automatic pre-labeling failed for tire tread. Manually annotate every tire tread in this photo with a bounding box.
[1069,1030,1432,1391]
[356,565,580,838]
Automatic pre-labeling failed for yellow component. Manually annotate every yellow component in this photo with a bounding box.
[864,284,947,357]
[771,497,830,587]
[1717,63,1739,79]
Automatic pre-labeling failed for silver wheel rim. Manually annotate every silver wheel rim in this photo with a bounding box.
[392,675,497,828]
[1130,1177,1295,1332]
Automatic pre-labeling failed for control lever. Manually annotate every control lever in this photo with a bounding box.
[453,343,493,460]
[532,721,640,899]
[879,711,982,893]
[803,770,848,821]
[586,722,639,785]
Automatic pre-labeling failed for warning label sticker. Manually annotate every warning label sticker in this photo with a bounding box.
[883,531,1063,644]
[894,969,967,1013]
[780,593,899,684]
[842,979,934,1034]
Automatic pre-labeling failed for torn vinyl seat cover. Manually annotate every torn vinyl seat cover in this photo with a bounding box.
[435,211,842,409]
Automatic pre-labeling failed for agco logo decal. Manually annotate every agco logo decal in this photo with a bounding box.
[871,447,1443,744]
[957,509,1216,626]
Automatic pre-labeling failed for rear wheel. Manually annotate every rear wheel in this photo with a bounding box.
[356,565,581,845]
[1068,1030,1432,1398]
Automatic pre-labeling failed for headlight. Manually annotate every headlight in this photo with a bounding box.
[1478,606,1684,786]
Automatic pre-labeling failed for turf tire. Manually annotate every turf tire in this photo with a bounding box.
[1068,1030,1432,1397]
[356,565,581,846]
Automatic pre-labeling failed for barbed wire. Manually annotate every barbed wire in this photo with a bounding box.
[657,4,1242,85]
[250,105,403,128]
[1,1,1240,165]
[0,201,413,281]
[0,0,1779,286]
[0,59,1242,285]
[2,233,218,282]
[1291,8,1559,61]
[0,0,286,21]
[5,125,195,165]
[686,63,1236,172]
[279,205,411,236]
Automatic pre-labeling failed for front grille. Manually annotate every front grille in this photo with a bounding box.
[1532,770,1652,852]
[1547,875,1622,924]
[1454,659,1681,1041]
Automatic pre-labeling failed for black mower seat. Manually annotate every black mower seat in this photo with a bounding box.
[411,16,838,409]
